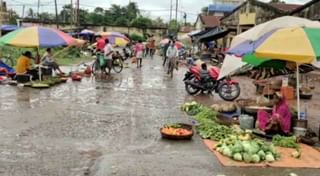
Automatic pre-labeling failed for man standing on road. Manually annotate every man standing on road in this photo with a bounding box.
[166,40,179,77]
[162,40,171,67]
[103,39,113,75]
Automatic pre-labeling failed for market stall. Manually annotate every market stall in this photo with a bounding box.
[0,26,77,88]
[180,101,320,168]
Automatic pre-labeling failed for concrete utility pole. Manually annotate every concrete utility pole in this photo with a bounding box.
[0,0,2,37]
[22,5,25,18]
[54,0,59,29]
[76,0,80,28]
[37,0,40,18]
[169,0,172,22]
[175,0,178,21]
[70,0,74,26]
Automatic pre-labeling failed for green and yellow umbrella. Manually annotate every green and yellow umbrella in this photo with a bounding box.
[246,27,320,120]
[254,27,320,64]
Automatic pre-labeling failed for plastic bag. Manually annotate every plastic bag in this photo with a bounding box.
[131,57,137,63]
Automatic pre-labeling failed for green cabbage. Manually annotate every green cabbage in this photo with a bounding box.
[258,150,266,160]
[243,153,252,163]
[222,146,232,157]
[233,153,242,161]
[231,141,244,153]
[251,154,260,163]
[265,153,275,162]
[248,141,260,154]
[242,141,251,153]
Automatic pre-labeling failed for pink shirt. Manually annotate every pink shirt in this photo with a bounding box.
[134,43,144,53]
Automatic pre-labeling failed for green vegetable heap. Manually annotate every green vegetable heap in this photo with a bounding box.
[181,101,204,116]
[181,101,282,163]
[272,135,299,149]
[272,135,301,159]
[215,135,280,163]
[182,102,235,141]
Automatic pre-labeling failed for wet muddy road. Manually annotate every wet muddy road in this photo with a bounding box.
[0,57,319,176]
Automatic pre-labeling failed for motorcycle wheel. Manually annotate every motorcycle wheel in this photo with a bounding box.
[218,83,240,101]
[185,79,200,95]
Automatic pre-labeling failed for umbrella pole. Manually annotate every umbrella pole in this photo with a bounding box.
[296,63,300,120]
[38,48,42,81]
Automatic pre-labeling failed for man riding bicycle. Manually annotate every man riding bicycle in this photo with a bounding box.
[166,40,179,78]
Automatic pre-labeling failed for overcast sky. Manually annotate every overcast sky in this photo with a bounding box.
[7,0,310,23]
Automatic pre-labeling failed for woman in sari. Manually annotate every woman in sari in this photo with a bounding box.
[257,92,291,134]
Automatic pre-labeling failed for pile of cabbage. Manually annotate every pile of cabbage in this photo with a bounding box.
[214,135,280,163]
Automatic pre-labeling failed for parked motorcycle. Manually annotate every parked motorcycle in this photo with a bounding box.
[183,65,241,101]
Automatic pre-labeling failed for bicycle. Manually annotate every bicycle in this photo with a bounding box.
[92,53,124,76]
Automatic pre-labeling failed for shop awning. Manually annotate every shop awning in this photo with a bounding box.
[190,29,211,38]
[188,30,201,36]
[198,27,230,42]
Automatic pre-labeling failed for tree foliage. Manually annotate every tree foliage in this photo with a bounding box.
[7,10,18,24]
[201,7,208,14]
[269,0,286,3]
[130,33,146,42]
[12,2,164,28]
[59,2,160,27]
[168,20,180,34]
[131,17,153,28]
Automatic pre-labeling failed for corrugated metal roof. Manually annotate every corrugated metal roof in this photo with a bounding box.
[208,3,239,13]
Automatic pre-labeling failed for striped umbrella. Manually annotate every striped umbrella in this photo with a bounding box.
[228,16,320,56]
[232,26,320,119]
[0,26,76,48]
[98,32,130,47]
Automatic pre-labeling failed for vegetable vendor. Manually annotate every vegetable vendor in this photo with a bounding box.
[16,51,39,80]
[41,48,64,75]
[256,92,291,134]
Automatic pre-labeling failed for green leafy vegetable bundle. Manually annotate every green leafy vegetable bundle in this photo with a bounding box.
[272,135,299,149]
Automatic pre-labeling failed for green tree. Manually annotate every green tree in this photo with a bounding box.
[269,0,286,3]
[108,5,129,25]
[131,16,152,28]
[88,7,105,24]
[103,10,113,25]
[27,8,34,18]
[168,20,180,34]
[126,2,139,22]
[152,17,165,27]
[79,9,90,24]
[8,10,19,24]
[130,33,145,42]
[39,12,54,21]
[201,6,208,14]
[59,4,72,23]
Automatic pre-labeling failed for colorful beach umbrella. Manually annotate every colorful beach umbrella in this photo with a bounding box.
[79,29,95,35]
[232,25,320,120]
[97,32,129,47]
[0,26,75,48]
[254,27,320,64]
[243,54,287,69]
[228,16,320,56]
